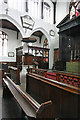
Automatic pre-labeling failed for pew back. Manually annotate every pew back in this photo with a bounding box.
[30,68,47,77]
[8,66,20,84]
[26,72,80,119]
[56,72,80,87]
[30,68,80,88]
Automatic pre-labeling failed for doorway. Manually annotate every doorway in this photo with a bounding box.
[54,48,59,65]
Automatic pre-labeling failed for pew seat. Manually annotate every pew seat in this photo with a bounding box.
[2,76,54,119]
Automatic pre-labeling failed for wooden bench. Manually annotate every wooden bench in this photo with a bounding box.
[8,66,20,84]
[2,75,54,119]
[56,72,80,87]
[30,68,47,77]
[26,72,80,119]
[0,69,4,85]
[32,68,80,88]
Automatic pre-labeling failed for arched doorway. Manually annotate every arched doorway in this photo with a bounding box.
[0,15,24,65]
[28,30,50,69]
[0,14,24,37]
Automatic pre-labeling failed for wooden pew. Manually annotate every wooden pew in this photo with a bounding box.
[2,75,54,119]
[56,72,80,87]
[26,72,80,119]
[30,68,47,77]
[30,68,80,88]
[0,69,4,85]
[8,66,20,84]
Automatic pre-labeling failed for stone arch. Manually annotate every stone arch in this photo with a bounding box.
[0,14,25,37]
[30,27,53,69]
[30,27,51,48]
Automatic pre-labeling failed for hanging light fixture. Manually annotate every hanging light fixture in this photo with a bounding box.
[21,37,37,43]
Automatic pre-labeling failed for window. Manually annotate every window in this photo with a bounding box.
[43,39,48,48]
[69,1,80,19]
[43,2,53,24]
[43,2,50,23]
[0,31,8,56]
[43,39,49,63]
[28,0,40,19]
[4,0,8,4]
[8,0,25,12]
[0,0,2,3]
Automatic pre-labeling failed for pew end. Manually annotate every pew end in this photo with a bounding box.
[36,100,54,119]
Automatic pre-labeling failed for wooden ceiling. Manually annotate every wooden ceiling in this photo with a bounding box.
[0,20,44,37]
[0,19,19,32]
[32,31,43,38]
[0,20,44,42]
[32,31,44,43]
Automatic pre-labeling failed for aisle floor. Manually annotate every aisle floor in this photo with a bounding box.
[1,69,29,120]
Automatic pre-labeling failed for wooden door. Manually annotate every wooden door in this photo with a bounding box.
[16,46,23,70]
[54,49,59,64]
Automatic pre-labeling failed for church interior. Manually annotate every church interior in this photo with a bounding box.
[0,0,80,119]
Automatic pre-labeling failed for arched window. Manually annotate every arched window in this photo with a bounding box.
[43,39,48,48]
[28,0,40,19]
[69,1,80,19]
[43,2,53,24]
[0,31,8,56]
[43,39,48,58]
[8,0,25,12]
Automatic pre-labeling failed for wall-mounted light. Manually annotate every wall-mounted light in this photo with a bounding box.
[49,30,55,36]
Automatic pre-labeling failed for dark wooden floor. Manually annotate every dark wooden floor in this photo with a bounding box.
[0,86,29,120]
[0,68,35,120]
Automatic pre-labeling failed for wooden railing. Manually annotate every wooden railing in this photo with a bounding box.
[30,68,47,77]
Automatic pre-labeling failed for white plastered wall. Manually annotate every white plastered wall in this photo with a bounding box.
[0,1,70,69]
[0,28,22,62]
